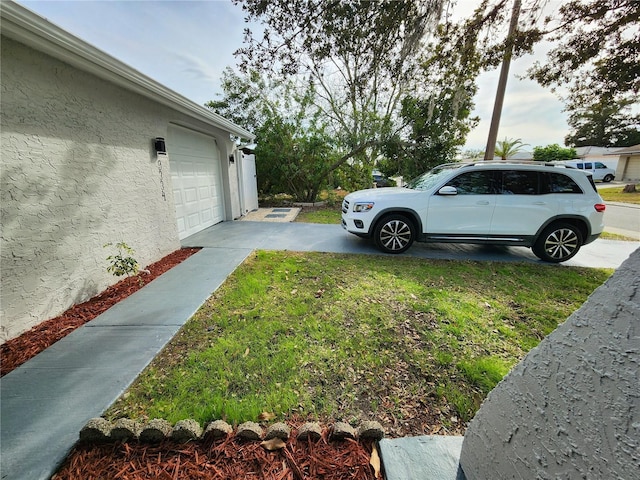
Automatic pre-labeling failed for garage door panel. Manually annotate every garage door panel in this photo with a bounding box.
[168,126,224,239]
[198,185,211,199]
[200,208,213,223]
[184,187,198,204]
[173,189,183,207]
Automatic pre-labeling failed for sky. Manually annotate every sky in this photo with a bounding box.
[17,0,570,151]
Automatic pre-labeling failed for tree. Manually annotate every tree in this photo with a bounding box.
[255,114,338,202]
[533,144,577,162]
[205,67,277,136]
[494,138,528,160]
[527,0,640,106]
[443,1,638,153]
[207,66,391,198]
[376,18,482,180]
[233,0,446,174]
[564,95,640,147]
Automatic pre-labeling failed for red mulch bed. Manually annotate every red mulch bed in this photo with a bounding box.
[0,248,201,377]
[53,433,381,480]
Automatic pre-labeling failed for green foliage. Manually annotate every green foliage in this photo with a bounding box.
[564,95,640,148]
[104,242,139,277]
[255,115,338,202]
[447,1,638,153]
[332,162,374,192]
[205,68,275,136]
[527,0,639,107]
[380,21,481,179]
[533,144,577,162]
[494,138,528,160]
[235,0,443,78]
[232,0,449,188]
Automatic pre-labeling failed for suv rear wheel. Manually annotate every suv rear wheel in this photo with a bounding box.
[533,222,583,263]
[374,214,415,254]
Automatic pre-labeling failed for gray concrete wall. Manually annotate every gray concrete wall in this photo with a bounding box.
[0,37,236,342]
[460,248,639,479]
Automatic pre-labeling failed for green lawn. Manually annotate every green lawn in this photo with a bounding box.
[295,205,342,224]
[106,251,611,437]
[598,184,640,204]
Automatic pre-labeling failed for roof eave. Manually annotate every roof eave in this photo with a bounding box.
[1,1,254,141]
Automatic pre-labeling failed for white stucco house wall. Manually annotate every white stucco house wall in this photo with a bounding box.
[0,2,256,343]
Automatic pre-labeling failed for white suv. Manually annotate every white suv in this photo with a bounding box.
[341,162,606,262]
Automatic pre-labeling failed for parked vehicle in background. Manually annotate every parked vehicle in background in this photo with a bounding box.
[342,161,606,262]
[373,171,395,188]
[562,161,616,182]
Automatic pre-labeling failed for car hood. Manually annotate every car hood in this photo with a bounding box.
[345,187,422,203]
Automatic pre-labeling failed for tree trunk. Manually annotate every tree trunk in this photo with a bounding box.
[622,184,637,193]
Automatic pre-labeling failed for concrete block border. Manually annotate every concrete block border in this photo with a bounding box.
[80,418,384,445]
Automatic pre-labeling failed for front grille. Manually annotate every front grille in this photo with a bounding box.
[341,199,350,214]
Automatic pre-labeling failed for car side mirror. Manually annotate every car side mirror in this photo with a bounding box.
[438,186,458,195]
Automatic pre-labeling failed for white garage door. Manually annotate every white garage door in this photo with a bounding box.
[168,125,224,239]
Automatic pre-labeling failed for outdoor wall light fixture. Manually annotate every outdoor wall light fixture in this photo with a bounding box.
[229,154,235,164]
[154,137,167,154]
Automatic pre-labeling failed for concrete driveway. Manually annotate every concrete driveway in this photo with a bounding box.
[183,221,639,270]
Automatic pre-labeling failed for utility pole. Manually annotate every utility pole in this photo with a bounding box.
[484,0,521,160]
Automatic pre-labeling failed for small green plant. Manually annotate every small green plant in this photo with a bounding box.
[104,242,139,277]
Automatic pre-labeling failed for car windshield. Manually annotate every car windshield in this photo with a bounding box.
[405,164,461,191]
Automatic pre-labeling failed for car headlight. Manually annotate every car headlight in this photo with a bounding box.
[353,202,375,212]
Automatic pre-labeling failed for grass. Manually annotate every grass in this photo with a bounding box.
[598,184,640,204]
[295,206,342,224]
[600,231,638,241]
[106,251,611,435]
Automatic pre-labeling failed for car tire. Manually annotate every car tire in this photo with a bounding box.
[532,223,583,263]
[603,174,614,182]
[374,214,415,254]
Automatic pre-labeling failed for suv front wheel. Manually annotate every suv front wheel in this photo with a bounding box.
[374,214,415,254]
[532,222,583,263]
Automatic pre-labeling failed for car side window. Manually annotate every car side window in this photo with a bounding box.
[576,163,584,169]
[541,172,584,194]
[499,170,539,195]
[584,162,593,169]
[595,162,606,169]
[444,171,497,194]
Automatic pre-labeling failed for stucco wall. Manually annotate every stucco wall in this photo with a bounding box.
[0,37,235,342]
[460,248,639,479]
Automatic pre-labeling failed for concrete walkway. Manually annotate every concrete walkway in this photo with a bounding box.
[1,221,638,479]
[0,247,252,480]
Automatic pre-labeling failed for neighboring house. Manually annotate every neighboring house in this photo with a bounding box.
[611,144,640,182]
[575,146,619,170]
[0,2,256,342]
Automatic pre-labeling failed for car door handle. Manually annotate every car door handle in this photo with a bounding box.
[532,201,547,205]
[477,201,490,205]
